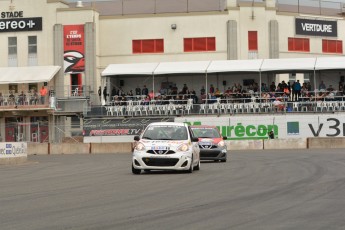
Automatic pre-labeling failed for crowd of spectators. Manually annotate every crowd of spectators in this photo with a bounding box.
[0,87,48,107]
[100,80,345,106]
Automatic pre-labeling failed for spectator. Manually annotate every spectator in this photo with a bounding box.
[209,84,214,94]
[269,82,276,92]
[40,85,48,104]
[142,85,148,96]
[30,90,39,105]
[0,93,3,106]
[319,81,326,90]
[148,90,154,100]
[182,84,188,94]
[273,98,285,111]
[8,91,15,105]
[293,80,301,101]
[111,87,117,98]
[98,86,101,101]
[327,85,334,92]
[18,91,26,105]
[103,86,108,102]
[200,86,206,95]
[135,86,141,95]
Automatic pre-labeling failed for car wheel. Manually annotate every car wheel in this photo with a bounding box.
[187,157,194,173]
[194,160,200,170]
[132,164,141,174]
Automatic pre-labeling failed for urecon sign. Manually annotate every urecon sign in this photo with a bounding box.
[176,114,345,140]
[0,142,27,158]
[295,18,337,37]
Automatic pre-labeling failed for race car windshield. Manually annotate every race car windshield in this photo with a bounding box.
[192,128,221,138]
[143,125,188,140]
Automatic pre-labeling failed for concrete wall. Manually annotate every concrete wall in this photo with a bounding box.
[27,143,49,155]
[91,143,132,154]
[226,140,263,150]
[50,143,91,155]
[308,137,345,149]
[264,138,307,150]
[21,137,345,155]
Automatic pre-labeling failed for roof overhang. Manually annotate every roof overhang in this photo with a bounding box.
[0,66,61,84]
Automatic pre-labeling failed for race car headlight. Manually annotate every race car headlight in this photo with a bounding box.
[218,141,225,147]
[135,142,146,151]
[177,144,189,152]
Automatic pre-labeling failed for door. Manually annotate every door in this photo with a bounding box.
[71,73,82,96]
[40,125,49,143]
[5,126,16,142]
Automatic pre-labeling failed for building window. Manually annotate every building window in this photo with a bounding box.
[322,39,342,54]
[184,37,216,52]
[288,37,310,52]
[248,31,258,51]
[132,39,164,53]
[28,36,38,66]
[8,37,17,67]
[9,84,18,94]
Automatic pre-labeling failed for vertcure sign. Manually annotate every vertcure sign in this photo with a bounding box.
[295,18,337,37]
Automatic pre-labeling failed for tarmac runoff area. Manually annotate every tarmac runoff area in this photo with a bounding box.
[1,148,345,230]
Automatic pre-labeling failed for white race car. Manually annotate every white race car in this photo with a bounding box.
[132,122,200,174]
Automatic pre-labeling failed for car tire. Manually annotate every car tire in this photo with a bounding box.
[187,157,194,173]
[132,164,141,174]
[194,160,200,170]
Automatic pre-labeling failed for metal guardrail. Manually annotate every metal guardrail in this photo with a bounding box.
[84,99,345,118]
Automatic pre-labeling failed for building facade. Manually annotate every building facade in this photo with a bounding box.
[0,0,344,142]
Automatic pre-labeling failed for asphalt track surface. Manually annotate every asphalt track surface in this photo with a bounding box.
[1,149,345,230]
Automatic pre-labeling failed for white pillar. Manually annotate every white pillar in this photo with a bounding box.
[266,0,276,8]
[226,0,237,9]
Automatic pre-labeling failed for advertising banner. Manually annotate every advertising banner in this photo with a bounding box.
[295,18,337,37]
[176,114,345,140]
[83,117,174,136]
[63,24,85,73]
[0,142,27,158]
[0,17,42,33]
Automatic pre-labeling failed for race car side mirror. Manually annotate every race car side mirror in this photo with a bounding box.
[191,137,199,142]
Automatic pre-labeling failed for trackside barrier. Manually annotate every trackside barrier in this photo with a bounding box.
[308,137,345,149]
[0,142,27,165]
[22,138,345,155]
[90,143,132,154]
[264,138,307,150]
[50,143,91,155]
[28,143,49,155]
[226,140,263,150]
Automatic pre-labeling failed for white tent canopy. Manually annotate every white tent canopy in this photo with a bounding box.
[102,62,159,76]
[0,66,61,84]
[153,61,211,75]
[260,58,316,72]
[315,56,345,70]
[101,56,345,76]
[207,59,264,73]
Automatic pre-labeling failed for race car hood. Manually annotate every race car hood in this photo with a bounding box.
[140,139,190,150]
[198,137,223,144]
